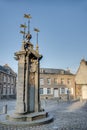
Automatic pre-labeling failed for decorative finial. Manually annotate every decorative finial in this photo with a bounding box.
[24,14,32,42]
[24,14,32,34]
[34,28,40,53]
[20,23,27,41]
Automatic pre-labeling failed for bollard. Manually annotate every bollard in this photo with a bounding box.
[3,104,7,114]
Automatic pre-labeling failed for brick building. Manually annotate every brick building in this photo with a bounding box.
[40,68,75,100]
[0,64,17,99]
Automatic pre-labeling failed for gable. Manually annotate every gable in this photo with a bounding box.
[75,59,87,84]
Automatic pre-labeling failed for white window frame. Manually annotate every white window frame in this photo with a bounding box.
[61,78,64,84]
[44,88,47,94]
[11,77,13,84]
[3,85,6,95]
[47,88,51,94]
[7,85,10,95]
[54,78,58,85]
[4,75,6,82]
[47,78,51,85]
[51,88,53,94]
[65,88,68,94]
[60,88,65,94]
[11,88,14,94]
[40,78,44,85]
[40,88,43,94]
[8,76,10,83]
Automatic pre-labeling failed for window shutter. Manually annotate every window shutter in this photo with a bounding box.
[44,88,47,94]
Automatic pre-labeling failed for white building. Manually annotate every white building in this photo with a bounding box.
[75,59,87,100]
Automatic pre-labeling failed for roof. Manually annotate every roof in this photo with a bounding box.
[0,65,8,73]
[40,68,74,75]
[0,64,17,77]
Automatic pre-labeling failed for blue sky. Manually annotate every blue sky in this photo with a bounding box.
[0,0,87,73]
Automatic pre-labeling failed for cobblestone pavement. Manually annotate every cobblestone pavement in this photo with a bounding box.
[0,99,87,130]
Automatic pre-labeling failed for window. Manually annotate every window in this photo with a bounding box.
[3,87,6,95]
[7,87,10,95]
[40,78,44,85]
[47,88,51,94]
[44,88,47,94]
[11,88,13,94]
[11,77,13,84]
[67,79,71,85]
[7,85,10,95]
[65,88,69,94]
[4,75,6,82]
[54,78,58,85]
[0,74,2,82]
[8,76,10,83]
[1,73,3,82]
[61,70,64,74]
[40,88,43,94]
[47,78,51,85]
[40,69,45,73]
[60,88,65,94]
[0,85,1,93]
[61,78,64,84]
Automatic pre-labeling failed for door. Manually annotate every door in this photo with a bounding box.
[82,85,87,99]
[54,88,59,97]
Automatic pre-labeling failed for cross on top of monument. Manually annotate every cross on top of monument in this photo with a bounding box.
[20,14,32,42]
[20,13,40,52]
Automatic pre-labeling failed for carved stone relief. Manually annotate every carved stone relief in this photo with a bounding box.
[29,72,35,86]
[29,59,38,73]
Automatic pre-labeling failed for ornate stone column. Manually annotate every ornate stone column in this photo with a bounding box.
[15,51,26,114]
[35,59,40,112]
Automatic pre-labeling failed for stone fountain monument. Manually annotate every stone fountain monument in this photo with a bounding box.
[6,14,53,126]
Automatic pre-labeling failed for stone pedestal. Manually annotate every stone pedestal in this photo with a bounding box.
[14,41,42,114]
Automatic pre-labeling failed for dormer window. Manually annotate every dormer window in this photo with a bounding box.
[61,70,64,74]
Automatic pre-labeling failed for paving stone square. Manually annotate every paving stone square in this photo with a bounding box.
[0,99,87,130]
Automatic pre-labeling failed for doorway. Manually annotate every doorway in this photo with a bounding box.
[82,85,87,99]
[54,88,59,97]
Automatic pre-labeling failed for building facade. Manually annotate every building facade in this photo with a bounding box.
[40,68,75,100]
[75,59,87,100]
[0,64,17,99]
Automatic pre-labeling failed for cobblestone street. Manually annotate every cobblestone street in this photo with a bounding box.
[0,99,87,130]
